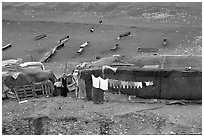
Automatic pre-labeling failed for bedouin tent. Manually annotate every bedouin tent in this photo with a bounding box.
[80,55,201,101]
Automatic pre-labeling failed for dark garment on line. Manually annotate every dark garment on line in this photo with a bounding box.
[92,87,104,104]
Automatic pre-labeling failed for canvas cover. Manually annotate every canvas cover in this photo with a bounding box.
[2,67,56,89]
[81,55,201,100]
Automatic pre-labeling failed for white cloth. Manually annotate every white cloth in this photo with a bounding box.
[149,81,154,86]
[11,72,20,79]
[92,74,100,88]
[134,82,143,88]
[54,81,62,87]
[20,62,45,70]
[124,81,129,89]
[138,82,143,88]
[145,81,150,86]
[108,79,114,88]
[145,81,154,86]
[121,81,128,89]
[99,77,108,90]
[128,81,134,88]
[103,66,118,72]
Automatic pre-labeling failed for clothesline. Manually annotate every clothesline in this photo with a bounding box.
[91,74,154,91]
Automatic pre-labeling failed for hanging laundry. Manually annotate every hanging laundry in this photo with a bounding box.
[142,82,147,87]
[111,80,119,88]
[145,81,154,86]
[108,79,114,88]
[145,81,150,86]
[124,81,129,89]
[121,81,125,88]
[133,82,138,89]
[138,82,143,88]
[114,80,121,88]
[134,82,143,88]
[99,76,108,90]
[121,81,129,89]
[92,74,100,88]
[132,82,136,89]
[149,81,154,86]
[128,81,135,88]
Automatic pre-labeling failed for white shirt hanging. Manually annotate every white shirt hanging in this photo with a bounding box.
[138,82,143,88]
[134,82,143,88]
[99,76,108,90]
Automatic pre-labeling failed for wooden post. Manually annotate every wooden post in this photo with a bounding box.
[14,88,20,102]
[41,83,44,95]
[23,86,27,99]
[102,67,105,101]
[32,83,36,98]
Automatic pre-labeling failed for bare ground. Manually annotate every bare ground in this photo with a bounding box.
[2,93,202,135]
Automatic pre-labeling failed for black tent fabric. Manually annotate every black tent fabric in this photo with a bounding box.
[81,55,201,100]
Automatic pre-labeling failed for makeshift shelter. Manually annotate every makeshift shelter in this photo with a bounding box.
[3,67,56,89]
[80,55,201,101]
[2,63,57,100]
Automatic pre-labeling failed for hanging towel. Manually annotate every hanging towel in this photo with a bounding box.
[114,80,121,88]
[121,81,125,89]
[92,74,100,88]
[138,82,143,88]
[99,77,108,90]
[134,82,143,89]
[108,79,114,88]
[124,81,129,89]
[133,82,138,89]
[128,81,134,88]
[121,81,128,89]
